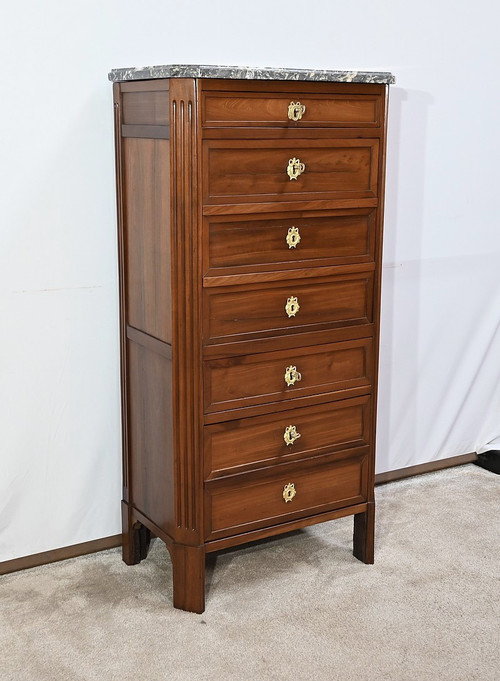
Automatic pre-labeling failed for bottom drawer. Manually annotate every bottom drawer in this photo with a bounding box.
[205,455,368,540]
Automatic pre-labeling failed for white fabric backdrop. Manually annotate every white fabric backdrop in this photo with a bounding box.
[1,0,499,562]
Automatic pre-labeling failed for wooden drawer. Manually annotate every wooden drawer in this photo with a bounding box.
[202,91,380,128]
[205,454,368,540]
[205,395,371,478]
[205,209,376,275]
[204,338,373,415]
[204,272,373,344]
[203,139,379,204]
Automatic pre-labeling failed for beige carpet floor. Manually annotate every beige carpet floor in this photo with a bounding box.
[1,464,499,681]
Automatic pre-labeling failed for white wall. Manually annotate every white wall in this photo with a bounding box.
[1,0,499,562]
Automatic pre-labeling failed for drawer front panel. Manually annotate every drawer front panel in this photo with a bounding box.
[205,396,371,477]
[204,338,373,414]
[206,209,375,273]
[205,273,373,343]
[205,455,368,539]
[203,139,379,204]
[203,92,380,127]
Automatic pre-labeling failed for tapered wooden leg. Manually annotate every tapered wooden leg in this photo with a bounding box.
[353,501,375,564]
[171,544,206,614]
[121,500,151,565]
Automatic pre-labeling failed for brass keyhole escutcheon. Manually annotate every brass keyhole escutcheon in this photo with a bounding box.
[286,226,301,249]
[287,157,305,181]
[285,296,300,318]
[283,425,301,446]
[284,365,302,387]
[287,101,306,122]
[283,482,297,503]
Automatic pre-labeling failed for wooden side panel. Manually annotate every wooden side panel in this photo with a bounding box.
[113,83,129,503]
[122,90,169,125]
[127,340,175,534]
[123,138,172,343]
[366,85,390,507]
[170,78,204,544]
[115,80,175,543]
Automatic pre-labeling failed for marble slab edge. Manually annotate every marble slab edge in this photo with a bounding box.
[108,64,395,85]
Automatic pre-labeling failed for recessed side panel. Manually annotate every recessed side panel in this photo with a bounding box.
[123,137,172,343]
[127,339,175,536]
[122,90,170,126]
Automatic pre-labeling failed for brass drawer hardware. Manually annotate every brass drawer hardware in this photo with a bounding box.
[283,425,301,446]
[284,365,302,387]
[283,482,297,503]
[286,226,301,248]
[287,157,305,181]
[287,101,306,122]
[285,296,300,318]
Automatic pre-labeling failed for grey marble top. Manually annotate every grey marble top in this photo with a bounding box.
[108,64,395,84]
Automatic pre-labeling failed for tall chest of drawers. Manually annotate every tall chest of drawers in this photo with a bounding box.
[110,65,394,613]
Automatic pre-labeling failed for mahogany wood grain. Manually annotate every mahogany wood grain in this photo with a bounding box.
[202,197,378,216]
[122,89,169,126]
[205,395,371,478]
[127,341,175,535]
[202,91,380,128]
[169,78,204,546]
[203,139,379,204]
[171,544,205,614]
[203,262,375,289]
[204,502,368,553]
[204,338,373,415]
[120,80,170,93]
[123,137,172,343]
[205,454,368,540]
[126,325,172,360]
[202,127,384,141]
[204,272,374,344]
[203,322,374,361]
[204,209,376,274]
[121,124,170,139]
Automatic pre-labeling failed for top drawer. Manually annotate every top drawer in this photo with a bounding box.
[202,91,381,128]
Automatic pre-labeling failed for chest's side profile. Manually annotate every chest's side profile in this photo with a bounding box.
[112,69,390,613]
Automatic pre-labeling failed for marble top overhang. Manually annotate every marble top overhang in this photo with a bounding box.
[108,64,395,85]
